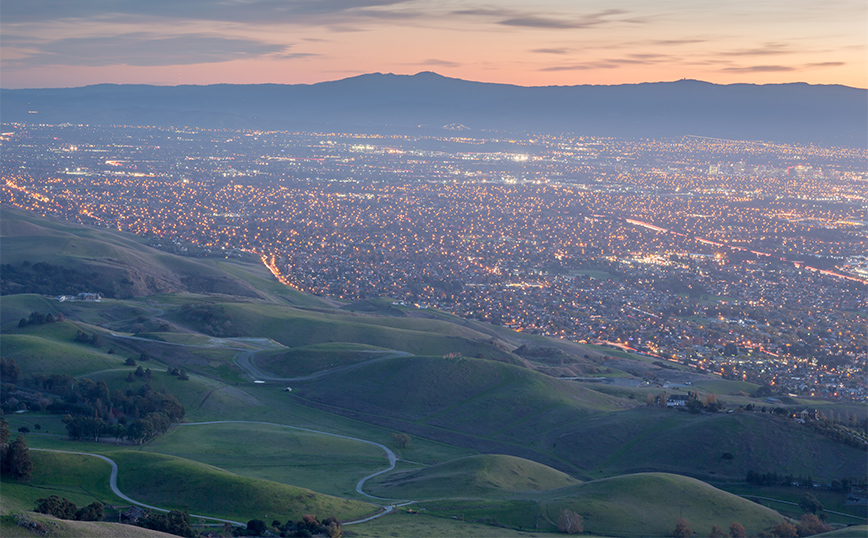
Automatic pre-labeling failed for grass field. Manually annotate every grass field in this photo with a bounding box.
[143,422,386,498]
[538,473,785,537]
[110,450,377,522]
[253,342,392,377]
[0,451,124,513]
[548,407,868,482]
[366,454,580,499]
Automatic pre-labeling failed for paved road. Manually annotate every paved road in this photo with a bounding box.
[31,448,245,526]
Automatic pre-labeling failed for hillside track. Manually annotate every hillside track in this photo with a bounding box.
[31,448,246,526]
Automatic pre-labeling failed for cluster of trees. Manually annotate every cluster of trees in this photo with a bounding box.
[34,495,104,521]
[756,515,831,537]
[18,310,64,328]
[241,514,342,537]
[745,470,859,492]
[805,417,868,450]
[0,419,33,482]
[0,358,21,383]
[0,261,131,297]
[12,373,184,444]
[74,330,102,347]
[673,519,746,538]
[138,509,196,537]
[178,303,239,337]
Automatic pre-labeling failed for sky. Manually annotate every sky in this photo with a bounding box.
[1,0,866,89]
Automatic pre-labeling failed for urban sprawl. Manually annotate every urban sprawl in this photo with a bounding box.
[2,124,866,402]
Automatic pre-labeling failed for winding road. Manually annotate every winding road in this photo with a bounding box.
[32,448,245,526]
[32,418,409,528]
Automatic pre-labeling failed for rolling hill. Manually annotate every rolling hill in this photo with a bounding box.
[2,208,866,535]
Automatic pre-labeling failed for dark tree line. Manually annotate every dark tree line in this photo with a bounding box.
[138,509,196,537]
[18,310,64,328]
[0,261,133,297]
[34,495,104,521]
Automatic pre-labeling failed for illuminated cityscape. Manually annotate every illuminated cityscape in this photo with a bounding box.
[2,123,866,401]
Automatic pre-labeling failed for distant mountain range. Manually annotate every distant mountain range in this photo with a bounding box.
[2,72,865,146]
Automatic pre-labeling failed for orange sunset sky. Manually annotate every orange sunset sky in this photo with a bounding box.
[1,0,866,89]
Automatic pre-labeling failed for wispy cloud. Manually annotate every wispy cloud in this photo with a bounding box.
[2,0,418,24]
[3,33,288,67]
[807,61,845,68]
[531,48,569,54]
[720,42,793,57]
[418,58,461,67]
[454,8,635,30]
[720,65,796,73]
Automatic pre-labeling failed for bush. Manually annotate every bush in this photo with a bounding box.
[35,495,77,519]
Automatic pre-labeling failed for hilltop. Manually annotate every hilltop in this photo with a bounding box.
[2,73,866,147]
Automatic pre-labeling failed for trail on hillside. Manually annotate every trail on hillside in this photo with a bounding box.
[31,448,246,526]
[233,348,411,382]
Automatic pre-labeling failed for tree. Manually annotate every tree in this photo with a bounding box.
[673,517,692,538]
[4,435,33,481]
[246,519,267,535]
[770,521,798,538]
[391,432,411,448]
[557,509,583,534]
[75,501,104,521]
[35,495,77,519]
[799,493,823,514]
[322,516,342,538]
[730,522,747,538]
[796,513,830,537]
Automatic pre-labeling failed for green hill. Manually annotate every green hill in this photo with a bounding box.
[548,407,867,482]
[1,208,270,301]
[110,451,377,522]
[540,473,785,537]
[367,454,580,499]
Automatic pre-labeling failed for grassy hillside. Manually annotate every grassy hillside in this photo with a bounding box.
[293,355,626,441]
[143,422,387,498]
[111,450,377,522]
[0,207,269,300]
[0,451,124,514]
[253,343,393,377]
[166,299,524,362]
[0,513,180,538]
[548,407,867,482]
[539,473,785,537]
[367,454,580,499]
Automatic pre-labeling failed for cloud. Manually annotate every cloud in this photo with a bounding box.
[4,33,288,67]
[453,7,633,30]
[499,9,631,30]
[652,39,707,46]
[721,42,793,57]
[417,58,461,67]
[806,61,845,68]
[2,0,417,25]
[720,65,796,73]
[540,62,618,72]
[275,52,321,60]
[531,48,569,54]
